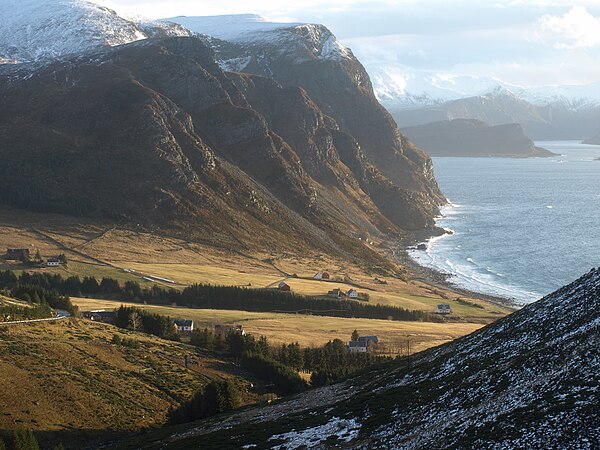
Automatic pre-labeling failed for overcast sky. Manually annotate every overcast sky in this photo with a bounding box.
[96,0,600,87]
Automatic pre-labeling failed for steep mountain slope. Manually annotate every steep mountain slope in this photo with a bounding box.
[127,268,600,449]
[0,0,190,62]
[0,34,441,258]
[0,8,444,257]
[168,16,443,219]
[401,119,557,158]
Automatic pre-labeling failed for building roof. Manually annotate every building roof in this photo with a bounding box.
[172,319,193,326]
[358,336,378,344]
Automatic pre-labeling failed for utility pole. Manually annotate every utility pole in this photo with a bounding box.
[407,338,411,371]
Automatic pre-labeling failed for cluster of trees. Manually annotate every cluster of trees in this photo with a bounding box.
[9,285,75,314]
[241,352,308,394]
[0,303,52,322]
[0,271,76,315]
[114,306,179,341]
[170,380,241,424]
[0,429,63,450]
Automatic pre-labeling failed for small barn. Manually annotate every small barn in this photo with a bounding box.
[349,336,379,353]
[6,248,30,261]
[84,310,115,324]
[278,281,291,292]
[327,288,347,299]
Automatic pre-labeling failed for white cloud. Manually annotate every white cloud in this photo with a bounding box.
[538,6,600,49]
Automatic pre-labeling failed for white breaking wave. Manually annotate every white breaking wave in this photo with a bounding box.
[409,203,542,304]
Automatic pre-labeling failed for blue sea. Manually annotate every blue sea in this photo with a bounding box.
[409,141,600,304]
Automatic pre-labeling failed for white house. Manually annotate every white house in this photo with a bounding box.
[348,341,368,353]
[347,289,358,299]
[349,336,379,353]
[435,304,452,314]
[46,258,60,267]
[172,319,194,332]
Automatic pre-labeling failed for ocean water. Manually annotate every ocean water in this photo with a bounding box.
[409,141,600,304]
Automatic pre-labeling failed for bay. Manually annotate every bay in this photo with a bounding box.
[409,141,600,304]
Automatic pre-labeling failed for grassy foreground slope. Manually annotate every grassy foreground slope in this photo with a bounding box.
[0,319,255,446]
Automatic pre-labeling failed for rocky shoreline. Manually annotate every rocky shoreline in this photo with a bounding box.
[388,238,518,310]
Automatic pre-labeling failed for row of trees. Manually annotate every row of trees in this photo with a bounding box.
[0,271,443,322]
[178,284,440,322]
[0,270,441,323]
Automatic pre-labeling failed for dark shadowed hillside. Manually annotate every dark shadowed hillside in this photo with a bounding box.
[0,35,443,258]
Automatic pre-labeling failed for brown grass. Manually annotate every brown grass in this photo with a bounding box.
[0,319,255,436]
[73,298,483,354]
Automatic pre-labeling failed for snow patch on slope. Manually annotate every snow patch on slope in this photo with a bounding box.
[269,416,361,449]
[165,14,298,42]
[167,15,353,63]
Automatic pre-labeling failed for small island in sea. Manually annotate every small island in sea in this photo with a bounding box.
[401,119,558,157]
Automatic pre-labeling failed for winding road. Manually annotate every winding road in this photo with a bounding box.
[1,309,70,325]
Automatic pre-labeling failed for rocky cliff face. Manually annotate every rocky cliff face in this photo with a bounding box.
[0,35,442,255]
[129,268,600,448]
[402,119,557,158]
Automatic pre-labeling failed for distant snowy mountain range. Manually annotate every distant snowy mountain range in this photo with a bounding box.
[368,65,600,111]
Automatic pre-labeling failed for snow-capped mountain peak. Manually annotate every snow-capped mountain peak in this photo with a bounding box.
[166,15,353,63]
[0,0,190,63]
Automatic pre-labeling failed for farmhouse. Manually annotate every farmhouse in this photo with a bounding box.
[46,258,60,267]
[348,335,379,353]
[313,272,331,280]
[278,281,291,292]
[435,304,452,314]
[327,288,347,299]
[5,248,30,261]
[348,341,368,353]
[172,319,194,332]
[84,310,115,324]
[347,289,358,299]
